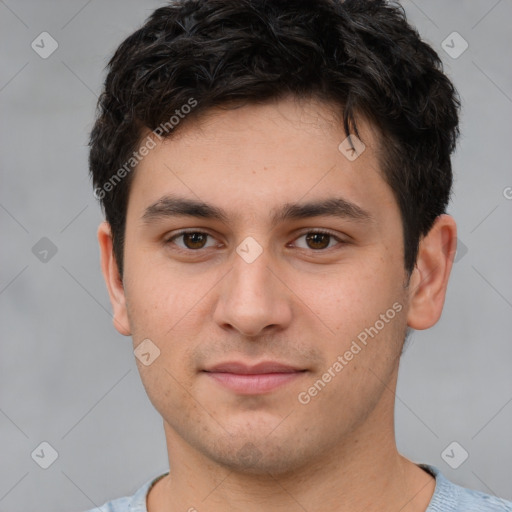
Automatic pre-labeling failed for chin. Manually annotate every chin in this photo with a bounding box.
[203,437,314,477]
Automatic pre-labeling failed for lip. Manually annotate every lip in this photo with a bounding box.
[204,361,303,374]
[203,361,306,394]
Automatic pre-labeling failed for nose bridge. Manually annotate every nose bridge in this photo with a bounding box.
[233,246,272,298]
[228,244,275,312]
[213,240,291,336]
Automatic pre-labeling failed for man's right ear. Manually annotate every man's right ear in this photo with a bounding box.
[97,221,132,336]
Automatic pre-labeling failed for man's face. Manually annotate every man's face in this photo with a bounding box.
[114,97,411,474]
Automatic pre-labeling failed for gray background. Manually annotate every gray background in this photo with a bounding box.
[1,1,511,510]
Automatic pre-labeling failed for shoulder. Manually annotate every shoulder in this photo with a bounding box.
[85,496,131,512]
[82,472,169,512]
[421,464,512,512]
[451,486,512,512]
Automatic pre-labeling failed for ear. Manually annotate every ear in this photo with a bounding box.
[406,214,457,330]
[97,221,131,336]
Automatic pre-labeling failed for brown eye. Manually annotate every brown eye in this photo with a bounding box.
[168,231,216,251]
[182,232,208,249]
[305,232,331,250]
[293,231,341,251]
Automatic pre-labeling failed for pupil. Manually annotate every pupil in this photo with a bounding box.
[185,233,206,249]
[306,233,329,249]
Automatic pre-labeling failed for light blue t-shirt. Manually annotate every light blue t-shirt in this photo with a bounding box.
[86,463,512,511]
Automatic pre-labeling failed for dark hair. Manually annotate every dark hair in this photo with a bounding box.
[89,0,460,279]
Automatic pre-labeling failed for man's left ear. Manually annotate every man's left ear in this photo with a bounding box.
[406,214,458,330]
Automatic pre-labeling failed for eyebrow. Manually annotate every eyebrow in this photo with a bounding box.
[141,194,374,226]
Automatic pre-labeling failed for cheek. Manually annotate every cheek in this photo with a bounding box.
[297,262,403,338]
[123,253,199,338]
[123,255,215,377]
[126,270,202,408]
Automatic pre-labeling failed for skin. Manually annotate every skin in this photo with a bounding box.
[98,96,457,512]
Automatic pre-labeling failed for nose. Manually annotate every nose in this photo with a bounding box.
[213,244,293,338]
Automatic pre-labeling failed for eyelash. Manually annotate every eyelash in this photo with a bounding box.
[164,229,345,253]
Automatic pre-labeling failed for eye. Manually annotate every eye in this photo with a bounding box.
[166,231,219,251]
[292,230,343,251]
[165,229,345,253]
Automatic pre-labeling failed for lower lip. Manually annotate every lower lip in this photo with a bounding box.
[204,371,304,394]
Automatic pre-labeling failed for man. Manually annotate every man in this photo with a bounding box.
[87,0,511,510]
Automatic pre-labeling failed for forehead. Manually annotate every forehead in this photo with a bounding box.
[126,96,394,225]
